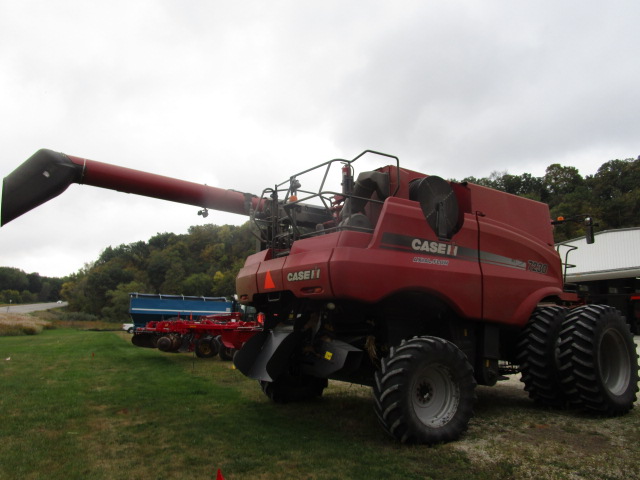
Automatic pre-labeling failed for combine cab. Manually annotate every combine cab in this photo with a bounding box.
[2,148,638,444]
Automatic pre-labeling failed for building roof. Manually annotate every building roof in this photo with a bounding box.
[557,228,640,282]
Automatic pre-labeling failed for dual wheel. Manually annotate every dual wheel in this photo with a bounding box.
[518,304,639,415]
[214,335,236,361]
[373,306,638,445]
[194,335,218,358]
[194,335,237,360]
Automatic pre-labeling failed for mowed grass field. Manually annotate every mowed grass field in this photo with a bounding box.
[0,326,638,480]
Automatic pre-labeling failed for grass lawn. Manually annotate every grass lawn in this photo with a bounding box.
[0,328,638,480]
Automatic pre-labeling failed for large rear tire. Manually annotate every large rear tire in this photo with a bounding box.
[517,306,569,408]
[558,305,639,415]
[373,336,476,444]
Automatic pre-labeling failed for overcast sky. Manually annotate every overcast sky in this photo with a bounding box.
[1,0,639,278]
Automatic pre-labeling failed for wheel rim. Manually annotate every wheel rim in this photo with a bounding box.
[411,363,460,427]
[598,327,631,396]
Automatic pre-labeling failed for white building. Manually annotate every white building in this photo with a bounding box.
[556,227,640,332]
[558,228,640,282]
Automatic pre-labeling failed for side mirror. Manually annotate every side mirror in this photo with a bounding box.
[585,217,595,244]
[552,214,597,244]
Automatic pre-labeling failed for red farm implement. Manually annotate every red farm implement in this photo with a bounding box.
[133,313,263,360]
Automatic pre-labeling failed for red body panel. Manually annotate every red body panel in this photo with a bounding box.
[332,198,483,318]
[470,183,562,326]
[478,216,563,326]
[236,188,564,327]
[468,182,555,246]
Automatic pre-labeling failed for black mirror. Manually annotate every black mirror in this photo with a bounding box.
[585,217,595,244]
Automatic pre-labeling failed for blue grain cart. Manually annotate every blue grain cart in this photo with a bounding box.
[128,293,235,329]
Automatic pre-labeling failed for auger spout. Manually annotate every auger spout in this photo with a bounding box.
[1,149,260,226]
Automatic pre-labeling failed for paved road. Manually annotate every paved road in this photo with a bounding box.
[2,302,68,314]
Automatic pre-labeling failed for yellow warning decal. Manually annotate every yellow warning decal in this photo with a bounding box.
[324,351,333,361]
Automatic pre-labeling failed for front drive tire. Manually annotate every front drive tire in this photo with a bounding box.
[373,336,477,444]
[558,305,639,416]
[260,374,328,403]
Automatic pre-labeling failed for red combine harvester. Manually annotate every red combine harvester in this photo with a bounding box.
[2,148,638,444]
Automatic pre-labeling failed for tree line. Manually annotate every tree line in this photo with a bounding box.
[58,223,256,321]
[1,155,638,320]
[0,267,64,304]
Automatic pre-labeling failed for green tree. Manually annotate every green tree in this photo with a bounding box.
[544,164,584,200]
[161,262,186,294]
[20,290,37,303]
[0,267,28,292]
[589,157,640,229]
[148,232,177,250]
[147,250,172,292]
[60,268,92,311]
[26,273,43,295]
[101,280,149,322]
[0,289,21,303]
[182,272,214,296]
[212,270,236,297]
[84,267,127,314]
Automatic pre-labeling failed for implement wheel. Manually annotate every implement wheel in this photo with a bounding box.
[131,333,157,348]
[517,306,569,408]
[215,335,236,361]
[373,336,476,444]
[195,335,218,359]
[558,305,639,415]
